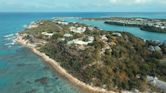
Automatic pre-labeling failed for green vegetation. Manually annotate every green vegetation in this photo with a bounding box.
[82,17,166,33]
[21,20,166,92]
[105,21,166,33]
[140,25,166,33]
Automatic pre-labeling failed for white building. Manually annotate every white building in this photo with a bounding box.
[87,36,94,43]
[58,38,65,41]
[112,33,122,37]
[70,26,86,33]
[88,27,94,31]
[41,32,54,38]
[67,36,94,45]
[64,33,73,37]
[155,25,160,28]
[67,39,89,45]
[161,26,166,29]
[57,21,69,25]
[101,35,108,41]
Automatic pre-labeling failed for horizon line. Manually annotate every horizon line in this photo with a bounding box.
[0,11,166,13]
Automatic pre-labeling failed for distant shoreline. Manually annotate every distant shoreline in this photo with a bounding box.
[82,17,166,33]
[16,35,116,93]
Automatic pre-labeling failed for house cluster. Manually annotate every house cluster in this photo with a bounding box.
[110,18,144,25]
[110,18,166,29]
[152,21,166,29]
[142,20,166,29]
[70,26,87,33]
[52,19,69,25]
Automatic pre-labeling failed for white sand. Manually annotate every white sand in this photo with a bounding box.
[16,35,116,93]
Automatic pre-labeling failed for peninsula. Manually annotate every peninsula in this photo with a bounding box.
[82,17,166,33]
[16,19,166,93]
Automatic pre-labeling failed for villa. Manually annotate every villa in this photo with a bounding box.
[112,33,122,37]
[41,32,54,38]
[67,39,89,45]
[57,21,69,25]
[67,36,94,45]
[58,38,65,41]
[70,26,86,33]
[64,33,73,37]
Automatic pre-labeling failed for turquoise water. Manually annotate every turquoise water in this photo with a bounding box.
[0,13,82,93]
[64,18,166,42]
[0,12,166,93]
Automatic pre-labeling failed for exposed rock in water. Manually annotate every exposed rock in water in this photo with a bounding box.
[55,77,59,80]
[25,89,37,93]
[17,64,26,67]
[26,81,32,84]
[16,81,21,85]
[35,77,48,85]
[43,66,49,70]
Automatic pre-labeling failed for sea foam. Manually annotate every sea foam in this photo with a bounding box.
[4,33,17,47]
[4,34,14,38]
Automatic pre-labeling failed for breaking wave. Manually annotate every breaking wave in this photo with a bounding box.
[4,33,17,47]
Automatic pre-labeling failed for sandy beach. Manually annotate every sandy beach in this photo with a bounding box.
[16,34,116,93]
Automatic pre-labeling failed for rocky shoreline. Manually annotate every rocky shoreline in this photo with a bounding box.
[16,34,117,93]
[16,19,166,93]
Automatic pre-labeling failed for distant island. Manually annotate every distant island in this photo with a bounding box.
[16,18,166,93]
[82,17,166,33]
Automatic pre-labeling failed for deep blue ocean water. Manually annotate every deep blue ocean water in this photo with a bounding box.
[0,12,166,93]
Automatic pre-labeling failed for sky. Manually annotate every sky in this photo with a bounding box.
[0,0,166,12]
